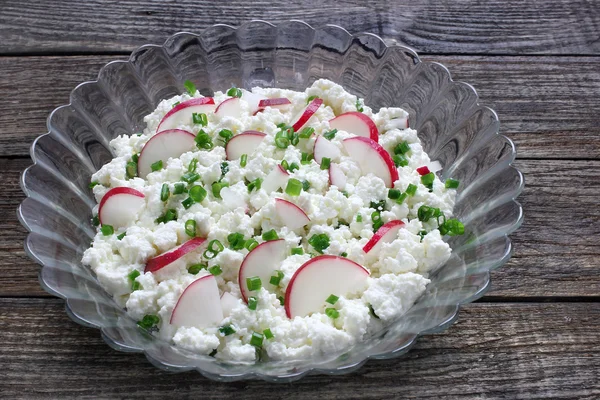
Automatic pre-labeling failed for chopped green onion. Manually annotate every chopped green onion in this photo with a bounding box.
[89,181,99,189]
[160,183,169,202]
[302,180,311,191]
[208,265,222,276]
[174,183,186,194]
[227,87,242,98]
[300,152,312,165]
[240,154,248,168]
[184,219,197,237]
[164,209,177,222]
[276,123,289,129]
[192,112,208,126]
[250,331,264,347]
[245,238,259,251]
[370,200,386,211]
[445,178,460,189]
[290,131,300,146]
[101,225,114,236]
[394,141,411,155]
[439,219,465,236]
[418,230,427,242]
[117,232,126,240]
[372,211,383,231]
[219,325,236,336]
[187,263,206,275]
[92,215,100,226]
[194,130,213,150]
[246,276,262,292]
[181,172,200,184]
[189,185,207,202]
[421,172,435,190]
[126,161,137,179]
[323,129,337,140]
[356,214,363,223]
[406,183,417,196]
[127,270,140,282]
[247,178,262,193]
[131,154,139,163]
[263,328,274,340]
[184,80,196,95]
[306,95,318,104]
[269,270,284,286]
[275,131,290,149]
[218,129,233,144]
[392,154,409,167]
[280,160,289,170]
[131,281,141,291]
[320,157,331,170]
[308,233,330,254]
[326,294,339,305]
[203,239,224,259]
[188,158,198,173]
[288,162,300,172]
[396,192,408,204]
[355,98,363,112]
[388,189,402,200]
[227,232,246,250]
[298,127,314,139]
[262,229,279,241]
[137,314,160,330]
[291,247,304,255]
[325,308,340,319]
[248,296,258,310]
[340,252,348,257]
[220,162,229,177]
[181,197,195,209]
[211,181,229,199]
[285,178,303,196]
[417,205,441,222]
[172,101,180,108]
[278,296,285,306]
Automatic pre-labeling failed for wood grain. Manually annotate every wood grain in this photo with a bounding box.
[1,0,600,55]
[0,299,598,399]
[4,157,599,298]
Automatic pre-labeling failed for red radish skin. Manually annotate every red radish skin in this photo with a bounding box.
[215,97,243,118]
[291,98,323,132]
[144,237,207,273]
[362,220,406,254]
[329,112,379,142]
[238,239,287,303]
[417,166,431,175]
[225,130,266,160]
[274,198,310,230]
[137,129,196,178]
[98,187,145,226]
[157,97,215,132]
[342,136,399,188]
[258,98,292,109]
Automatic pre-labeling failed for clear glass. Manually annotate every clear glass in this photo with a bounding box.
[18,20,523,382]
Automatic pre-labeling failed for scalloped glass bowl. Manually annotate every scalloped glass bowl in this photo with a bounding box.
[18,21,523,382]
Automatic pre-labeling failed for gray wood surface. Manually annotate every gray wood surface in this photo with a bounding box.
[1,1,599,398]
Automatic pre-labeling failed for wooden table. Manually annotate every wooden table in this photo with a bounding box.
[1,1,599,398]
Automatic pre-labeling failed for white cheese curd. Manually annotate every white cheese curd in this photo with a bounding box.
[82,79,461,361]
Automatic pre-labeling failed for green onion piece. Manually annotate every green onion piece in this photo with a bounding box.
[208,265,222,276]
[421,172,435,189]
[181,172,200,184]
[101,225,114,236]
[325,308,340,319]
[301,152,313,165]
[218,129,233,144]
[245,238,259,251]
[211,181,229,199]
[298,127,314,139]
[392,154,409,167]
[405,183,417,196]
[137,314,160,330]
[290,131,299,146]
[306,95,318,104]
[160,183,169,202]
[439,219,465,236]
[194,130,213,150]
[326,294,339,305]
[227,87,242,98]
[445,178,460,189]
[131,154,139,163]
[275,131,290,149]
[278,295,285,306]
[308,233,330,254]
[247,178,262,193]
[189,185,207,203]
[276,122,289,129]
[370,200,386,212]
[269,270,284,286]
[184,219,197,237]
[92,215,100,226]
[394,141,411,155]
[181,197,195,209]
[247,296,258,311]
[372,211,383,231]
[227,232,246,250]
[250,331,264,347]
[291,247,304,255]
[280,160,289,171]
[187,158,198,173]
[356,214,363,223]
[263,328,274,340]
[192,112,208,126]
[126,161,137,179]
[117,232,126,240]
[164,209,177,222]
[396,192,408,204]
[184,80,196,95]
[240,154,248,168]
[340,252,348,257]
[172,101,180,108]
[89,181,99,189]
[246,276,262,292]
[288,162,300,172]
[219,325,236,336]
[188,263,206,275]
[174,183,186,195]
[127,270,140,282]
[388,189,401,200]
[355,98,364,112]
[323,129,337,140]
[208,239,224,254]
[151,160,163,172]
[131,281,141,291]
[417,205,441,222]
[418,230,427,242]
[262,229,279,241]
[285,178,303,197]
[320,157,331,170]
[220,162,229,178]
[302,180,311,191]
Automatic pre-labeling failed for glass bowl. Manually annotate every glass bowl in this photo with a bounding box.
[18,20,523,382]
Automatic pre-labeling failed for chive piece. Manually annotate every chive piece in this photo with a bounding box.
[392,154,409,167]
[301,152,312,165]
[219,325,236,336]
[194,130,213,150]
[356,214,363,223]
[246,276,262,292]
[203,239,224,259]
[164,209,177,222]
[247,296,258,311]
[151,160,163,172]
[340,252,348,257]
[181,197,195,209]
[250,331,264,347]
[275,130,290,149]
[188,263,206,275]
[245,238,259,251]
[418,230,427,242]
[394,141,411,155]
[127,270,140,282]
[269,270,284,286]
[174,183,186,195]
[308,233,330,254]
[355,98,364,112]
[396,192,408,204]
[285,178,303,197]
[126,161,137,179]
[92,215,100,226]
[323,129,337,140]
[439,219,465,236]
[184,219,197,237]
[291,247,304,255]
[247,178,262,193]
[262,229,279,241]
[211,181,229,199]
[325,308,340,319]
[184,80,197,95]
[160,183,169,202]
[218,129,233,144]
[306,95,318,104]
[372,211,383,231]
[227,87,242,98]
[101,225,114,236]
[388,189,401,200]
[227,233,246,250]
[288,162,300,172]
[417,205,441,222]
[172,101,180,108]
[208,265,223,276]
[131,281,141,291]
[117,232,126,240]
[263,328,274,340]
[189,185,207,203]
[302,180,311,191]
[131,154,139,163]
[278,295,285,306]
[276,123,290,129]
[445,178,460,189]
[406,183,418,196]
[370,200,386,211]
[187,158,198,173]
[280,160,289,171]
[181,172,200,184]
[326,294,339,305]
[137,314,160,330]
[192,112,208,126]
[220,161,229,178]
[240,154,248,168]
[320,157,331,170]
[421,172,435,190]
[290,131,300,146]
[89,181,99,189]
[298,127,314,139]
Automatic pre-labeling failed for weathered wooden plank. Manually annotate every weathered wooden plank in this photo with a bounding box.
[0,299,598,399]
[1,55,599,158]
[3,157,599,298]
[1,0,600,55]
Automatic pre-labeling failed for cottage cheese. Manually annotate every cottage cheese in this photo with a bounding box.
[82,79,458,362]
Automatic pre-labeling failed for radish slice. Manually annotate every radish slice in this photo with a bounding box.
[238,239,287,303]
[417,166,431,176]
[342,136,399,188]
[215,97,243,118]
[291,98,323,132]
[225,131,266,160]
[313,135,341,164]
[328,163,347,189]
[362,220,406,254]
[170,275,223,329]
[329,111,379,142]
[144,237,207,273]
[157,97,216,133]
[138,129,196,178]
[98,187,145,228]
[220,292,239,318]
[262,165,289,194]
[258,98,292,112]
[274,199,310,230]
